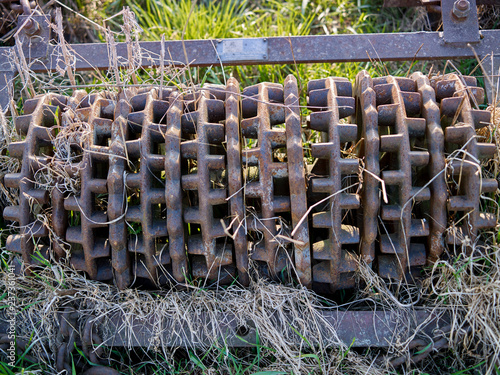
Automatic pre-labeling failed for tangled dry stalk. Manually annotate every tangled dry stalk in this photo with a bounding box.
[5,265,384,374]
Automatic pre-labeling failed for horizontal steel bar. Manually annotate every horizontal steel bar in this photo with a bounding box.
[101,309,449,348]
[1,30,499,73]
[0,308,449,348]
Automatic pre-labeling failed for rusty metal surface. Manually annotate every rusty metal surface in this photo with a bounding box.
[307,77,360,291]
[412,72,448,264]
[441,0,480,44]
[165,91,188,283]
[5,30,499,76]
[3,0,500,78]
[353,71,379,269]
[240,75,310,284]
[241,81,292,280]
[2,5,498,366]
[3,72,496,291]
[4,93,65,268]
[101,308,449,349]
[0,306,448,351]
[62,93,115,282]
[386,324,459,367]
[284,75,311,287]
[225,78,249,286]
[373,76,430,281]
[181,85,235,283]
[2,7,500,111]
[108,99,132,289]
[2,2,499,113]
[53,306,119,374]
[125,88,177,285]
[432,74,498,247]
[0,306,451,369]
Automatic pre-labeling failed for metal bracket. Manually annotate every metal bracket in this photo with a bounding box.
[17,14,51,60]
[441,0,480,44]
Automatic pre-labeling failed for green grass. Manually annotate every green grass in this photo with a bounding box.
[80,0,434,86]
[57,0,487,100]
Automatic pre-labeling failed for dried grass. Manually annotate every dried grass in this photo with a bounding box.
[421,242,500,373]
[4,264,385,374]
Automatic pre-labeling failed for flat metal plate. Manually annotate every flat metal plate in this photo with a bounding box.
[441,0,480,44]
[100,309,450,348]
[18,15,51,59]
[216,38,268,63]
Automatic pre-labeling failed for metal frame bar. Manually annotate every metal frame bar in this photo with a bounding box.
[2,30,499,71]
[0,308,450,349]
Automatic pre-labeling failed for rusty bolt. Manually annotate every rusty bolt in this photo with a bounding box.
[23,19,33,29]
[22,18,40,37]
[452,0,471,19]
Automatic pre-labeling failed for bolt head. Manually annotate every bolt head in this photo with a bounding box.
[453,0,471,19]
[22,18,40,36]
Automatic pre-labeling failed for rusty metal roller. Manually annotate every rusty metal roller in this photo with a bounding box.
[180,85,235,283]
[352,71,379,268]
[225,78,249,286]
[431,74,498,247]
[2,72,497,292]
[411,72,448,264]
[125,87,179,285]
[372,76,430,281]
[4,93,67,266]
[307,76,360,291]
[63,92,119,282]
[241,81,290,280]
[241,76,310,284]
